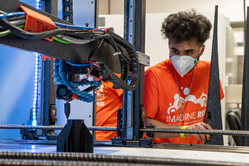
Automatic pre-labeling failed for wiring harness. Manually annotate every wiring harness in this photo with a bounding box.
[53,60,101,102]
[0,9,140,102]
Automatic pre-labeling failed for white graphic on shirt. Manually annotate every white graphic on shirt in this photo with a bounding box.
[183,87,190,95]
[166,90,207,124]
[97,101,105,106]
[97,85,105,106]
[97,93,105,98]
[99,85,104,92]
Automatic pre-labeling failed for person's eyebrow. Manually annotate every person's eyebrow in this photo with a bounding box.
[171,47,195,52]
[184,49,195,52]
[171,47,179,51]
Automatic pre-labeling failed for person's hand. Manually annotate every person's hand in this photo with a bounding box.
[184,122,212,142]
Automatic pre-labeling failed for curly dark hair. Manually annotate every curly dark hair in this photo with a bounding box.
[161,9,212,46]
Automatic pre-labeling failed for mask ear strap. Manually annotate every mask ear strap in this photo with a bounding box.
[197,44,204,60]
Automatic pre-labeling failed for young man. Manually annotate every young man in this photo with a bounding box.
[144,9,224,144]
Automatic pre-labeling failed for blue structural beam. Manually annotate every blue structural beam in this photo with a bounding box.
[62,0,73,24]
[123,0,135,141]
[112,0,146,144]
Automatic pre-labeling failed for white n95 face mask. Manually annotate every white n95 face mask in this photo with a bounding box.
[170,45,203,77]
[171,55,198,77]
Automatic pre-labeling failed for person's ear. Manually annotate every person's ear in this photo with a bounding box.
[199,45,205,56]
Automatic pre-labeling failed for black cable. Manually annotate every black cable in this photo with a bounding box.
[6,15,26,21]
[56,26,100,39]
[88,38,104,61]
[0,17,26,30]
[57,30,96,39]
[95,34,120,52]
[0,18,92,40]
[93,34,130,64]
[105,29,121,51]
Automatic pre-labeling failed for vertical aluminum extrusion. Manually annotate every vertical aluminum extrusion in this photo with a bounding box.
[123,0,136,140]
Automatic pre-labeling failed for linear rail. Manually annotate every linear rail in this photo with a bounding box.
[0,151,245,166]
[1,124,249,136]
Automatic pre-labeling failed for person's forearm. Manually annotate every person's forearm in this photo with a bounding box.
[145,116,182,138]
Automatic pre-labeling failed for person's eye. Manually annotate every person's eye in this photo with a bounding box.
[172,50,178,54]
[186,51,193,54]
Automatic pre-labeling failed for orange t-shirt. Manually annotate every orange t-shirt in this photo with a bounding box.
[96,82,123,141]
[144,59,224,144]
